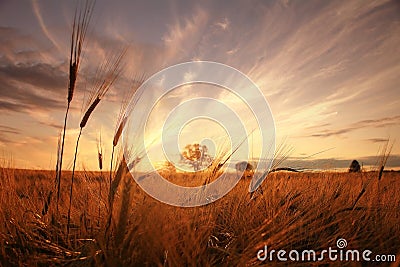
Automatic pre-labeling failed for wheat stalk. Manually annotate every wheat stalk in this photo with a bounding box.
[113,74,146,145]
[56,0,95,213]
[377,140,393,180]
[115,170,132,245]
[97,132,103,171]
[105,155,128,246]
[66,47,126,235]
[108,74,145,222]
[350,139,394,210]
[97,131,103,226]
[110,74,145,162]
[68,0,94,103]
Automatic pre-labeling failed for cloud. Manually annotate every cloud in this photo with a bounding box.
[0,62,65,90]
[364,138,389,143]
[0,26,68,113]
[309,115,400,138]
[0,26,61,65]
[162,7,209,63]
[358,154,400,167]
[305,123,331,130]
[354,116,400,127]
[0,125,21,144]
[0,68,65,113]
[31,0,62,52]
[0,125,20,135]
[284,154,400,170]
[0,100,27,112]
[38,121,62,129]
[215,17,229,31]
[223,0,400,133]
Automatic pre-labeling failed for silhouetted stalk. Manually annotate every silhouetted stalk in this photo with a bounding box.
[66,47,126,236]
[106,75,145,233]
[67,127,82,235]
[97,132,103,226]
[56,0,94,213]
[105,157,128,246]
[56,102,70,212]
[351,188,366,210]
[109,145,115,204]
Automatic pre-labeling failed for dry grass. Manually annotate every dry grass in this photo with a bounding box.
[1,167,399,266]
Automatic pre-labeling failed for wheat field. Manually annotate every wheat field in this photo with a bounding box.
[1,0,400,266]
[0,166,399,266]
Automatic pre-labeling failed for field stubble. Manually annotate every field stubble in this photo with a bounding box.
[0,168,399,266]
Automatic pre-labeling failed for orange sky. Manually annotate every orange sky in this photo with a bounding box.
[0,0,399,170]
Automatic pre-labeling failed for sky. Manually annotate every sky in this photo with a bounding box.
[0,0,399,170]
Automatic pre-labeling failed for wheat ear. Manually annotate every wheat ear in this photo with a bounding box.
[66,47,126,235]
[56,0,95,213]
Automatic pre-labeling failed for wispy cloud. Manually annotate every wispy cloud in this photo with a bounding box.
[0,26,68,113]
[0,125,20,135]
[310,115,400,138]
[0,62,65,91]
[0,71,65,113]
[0,125,21,144]
[31,0,62,52]
[162,7,209,64]
[215,17,229,31]
[364,138,390,144]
